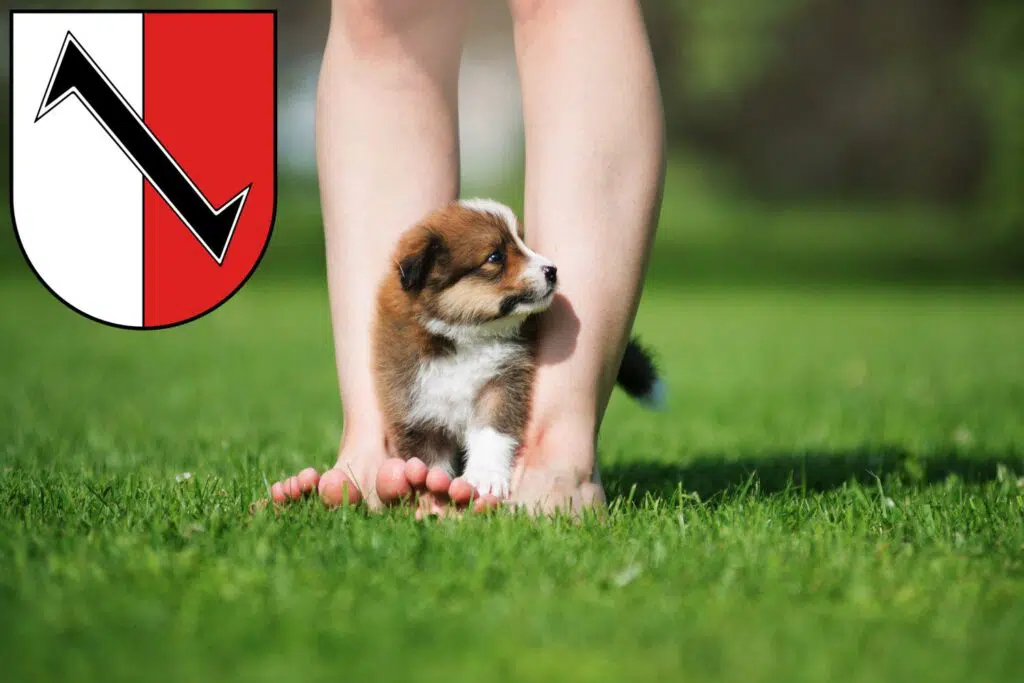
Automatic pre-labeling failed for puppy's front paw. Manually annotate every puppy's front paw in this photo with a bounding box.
[463,427,516,499]
[462,466,511,499]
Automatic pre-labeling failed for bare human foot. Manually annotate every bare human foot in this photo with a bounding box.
[506,421,607,517]
[396,458,501,519]
[269,445,500,517]
[269,439,385,508]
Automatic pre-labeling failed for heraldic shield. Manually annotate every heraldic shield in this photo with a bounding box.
[10,10,277,329]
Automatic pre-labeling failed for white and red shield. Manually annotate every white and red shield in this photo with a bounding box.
[10,10,277,329]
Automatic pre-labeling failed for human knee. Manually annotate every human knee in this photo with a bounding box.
[507,0,640,25]
[332,0,459,58]
[506,0,554,24]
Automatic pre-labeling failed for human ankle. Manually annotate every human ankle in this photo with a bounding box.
[521,411,598,474]
[336,423,387,461]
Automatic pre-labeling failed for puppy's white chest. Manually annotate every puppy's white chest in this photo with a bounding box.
[406,341,516,437]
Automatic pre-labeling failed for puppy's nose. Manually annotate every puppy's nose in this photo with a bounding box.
[542,265,558,285]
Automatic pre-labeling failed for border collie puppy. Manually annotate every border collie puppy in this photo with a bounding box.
[372,199,665,498]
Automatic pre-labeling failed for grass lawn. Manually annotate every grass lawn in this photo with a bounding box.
[1,271,1022,683]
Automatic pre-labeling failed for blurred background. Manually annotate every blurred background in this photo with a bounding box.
[2,0,1023,285]
[4,5,1024,678]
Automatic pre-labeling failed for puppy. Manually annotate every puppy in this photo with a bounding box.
[371,199,665,498]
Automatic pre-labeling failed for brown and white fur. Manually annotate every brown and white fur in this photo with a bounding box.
[372,199,664,498]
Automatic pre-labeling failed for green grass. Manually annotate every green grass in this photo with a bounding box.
[1,272,1022,683]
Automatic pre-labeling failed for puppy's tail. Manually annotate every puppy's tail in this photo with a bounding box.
[616,338,667,411]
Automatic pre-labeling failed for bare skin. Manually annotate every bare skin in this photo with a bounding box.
[504,0,665,514]
[270,458,497,519]
[269,0,664,517]
[268,0,475,515]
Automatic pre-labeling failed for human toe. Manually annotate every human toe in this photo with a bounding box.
[425,467,452,495]
[318,468,363,507]
[376,458,413,504]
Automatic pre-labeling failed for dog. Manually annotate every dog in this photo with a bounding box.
[371,199,665,498]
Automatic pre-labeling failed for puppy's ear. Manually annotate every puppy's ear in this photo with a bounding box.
[398,232,443,292]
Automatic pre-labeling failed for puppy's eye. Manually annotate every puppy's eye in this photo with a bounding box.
[486,250,505,265]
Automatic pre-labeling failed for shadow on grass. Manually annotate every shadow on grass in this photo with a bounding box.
[602,447,1024,504]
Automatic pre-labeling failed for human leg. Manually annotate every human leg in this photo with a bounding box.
[271,0,471,509]
[505,0,666,514]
